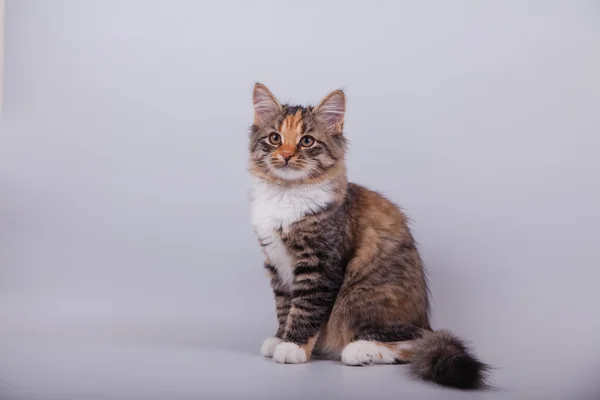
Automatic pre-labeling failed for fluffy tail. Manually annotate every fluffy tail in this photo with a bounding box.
[408,329,489,389]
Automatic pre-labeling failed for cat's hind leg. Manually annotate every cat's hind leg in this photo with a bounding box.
[340,322,424,366]
[341,340,415,366]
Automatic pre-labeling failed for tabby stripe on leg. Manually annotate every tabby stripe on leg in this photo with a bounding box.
[273,289,288,297]
[292,285,335,297]
[265,262,292,339]
[294,265,320,275]
[285,276,339,344]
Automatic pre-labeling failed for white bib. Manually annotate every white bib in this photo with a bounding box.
[249,178,335,288]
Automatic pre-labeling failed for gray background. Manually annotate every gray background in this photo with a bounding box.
[1,1,599,399]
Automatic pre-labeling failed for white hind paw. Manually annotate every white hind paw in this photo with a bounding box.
[341,340,397,365]
[261,337,282,357]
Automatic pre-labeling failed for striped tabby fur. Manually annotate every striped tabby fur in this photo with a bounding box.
[248,83,489,389]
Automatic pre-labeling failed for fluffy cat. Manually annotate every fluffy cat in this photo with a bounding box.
[248,83,488,389]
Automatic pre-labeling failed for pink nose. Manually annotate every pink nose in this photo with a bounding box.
[280,150,294,164]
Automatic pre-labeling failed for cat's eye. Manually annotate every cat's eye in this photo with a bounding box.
[269,133,282,145]
[300,136,315,147]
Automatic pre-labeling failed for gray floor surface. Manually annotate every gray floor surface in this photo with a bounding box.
[0,322,597,400]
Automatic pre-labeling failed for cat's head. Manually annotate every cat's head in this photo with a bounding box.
[249,84,347,184]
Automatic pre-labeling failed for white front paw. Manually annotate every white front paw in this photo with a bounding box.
[273,342,307,364]
[260,337,282,358]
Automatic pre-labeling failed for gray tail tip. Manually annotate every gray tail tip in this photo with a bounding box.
[409,329,492,390]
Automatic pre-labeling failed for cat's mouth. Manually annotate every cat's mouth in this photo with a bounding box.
[274,163,298,170]
[269,164,310,180]
[271,160,302,171]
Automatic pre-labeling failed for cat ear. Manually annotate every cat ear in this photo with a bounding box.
[253,83,281,125]
[315,89,346,134]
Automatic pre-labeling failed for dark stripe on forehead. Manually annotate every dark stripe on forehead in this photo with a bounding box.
[301,108,314,133]
[282,105,306,116]
[278,105,313,134]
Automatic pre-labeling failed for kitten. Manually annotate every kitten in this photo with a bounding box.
[248,84,488,389]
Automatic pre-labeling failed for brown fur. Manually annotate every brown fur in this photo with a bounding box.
[300,334,319,359]
[379,341,415,361]
[315,186,430,356]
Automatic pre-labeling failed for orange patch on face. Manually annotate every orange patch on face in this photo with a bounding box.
[277,110,304,156]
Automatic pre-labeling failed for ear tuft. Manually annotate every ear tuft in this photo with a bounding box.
[253,83,281,124]
[315,89,346,134]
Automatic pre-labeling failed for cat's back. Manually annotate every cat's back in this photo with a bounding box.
[346,182,412,242]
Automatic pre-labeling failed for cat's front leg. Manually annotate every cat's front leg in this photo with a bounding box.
[272,261,338,364]
[261,263,291,358]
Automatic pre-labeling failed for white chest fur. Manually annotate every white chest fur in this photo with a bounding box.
[249,178,335,288]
